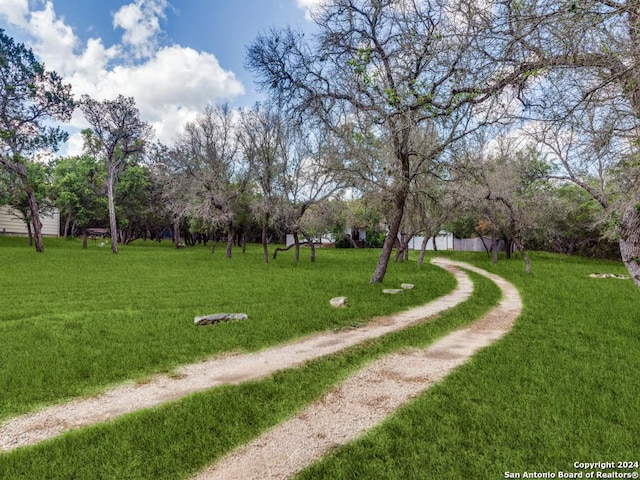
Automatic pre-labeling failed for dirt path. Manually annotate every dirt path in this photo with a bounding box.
[0,258,474,453]
[192,259,522,480]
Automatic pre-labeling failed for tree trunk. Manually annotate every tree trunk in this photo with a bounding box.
[26,189,43,253]
[82,226,88,249]
[294,233,300,264]
[303,232,316,263]
[26,220,33,246]
[491,230,499,264]
[431,231,439,252]
[393,245,404,262]
[513,237,531,274]
[370,185,408,283]
[504,237,513,259]
[262,214,270,263]
[346,234,358,248]
[106,168,118,254]
[417,234,429,266]
[619,204,640,287]
[273,242,298,259]
[63,215,71,238]
[478,234,491,259]
[225,225,234,259]
[210,231,218,254]
[173,219,181,248]
[394,233,411,262]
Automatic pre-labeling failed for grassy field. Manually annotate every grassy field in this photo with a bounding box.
[0,236,455,421]
[1,238,638,479]
[297,252,640,479]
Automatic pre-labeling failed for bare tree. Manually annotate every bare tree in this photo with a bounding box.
[457,134,555,273]
[166,104,246,258]
[238,102,288,263]
[411,177,459,266]
[247,0,524,282]
[80,94,153,254]
[499,0,640,285]
[277,121,346,264]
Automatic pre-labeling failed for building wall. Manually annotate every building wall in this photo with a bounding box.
[0,206,60,237]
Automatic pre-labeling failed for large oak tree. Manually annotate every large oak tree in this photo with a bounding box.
[247,0,520,282]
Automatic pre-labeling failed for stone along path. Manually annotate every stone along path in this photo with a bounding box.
[0,258,475,453]
[192,259,522,480]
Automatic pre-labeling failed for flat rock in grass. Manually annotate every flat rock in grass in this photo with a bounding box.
[330,297,347,308]
[194,313,248,326]
[589,273,630,279]
[400,283,415,290]
[382,289,404,294]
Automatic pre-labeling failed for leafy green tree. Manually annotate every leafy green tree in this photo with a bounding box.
[114,164,152,244]
[0,29,74,251]
[550,183,620,259]
[51,155,106,247]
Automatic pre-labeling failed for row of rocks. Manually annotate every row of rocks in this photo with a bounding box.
[196,282,418,323]
[329,283,416,308]
[382,283,415,294]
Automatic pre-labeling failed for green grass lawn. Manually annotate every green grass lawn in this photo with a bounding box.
[1,238,638,479]
[0,236,455,421]
[297,252,640,479]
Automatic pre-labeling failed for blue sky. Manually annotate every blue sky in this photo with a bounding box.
[0,0,319,153]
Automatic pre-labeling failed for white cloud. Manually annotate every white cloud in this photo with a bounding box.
[0,0,29,27]
[295,0,327,20]
[27,2,82,72]
[113,0,167,60]
[0,0,245,155]
[69,45,244,138]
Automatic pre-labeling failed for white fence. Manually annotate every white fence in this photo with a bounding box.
[406,231,454,251]
[453,237,492,252]
[284,230,506,253]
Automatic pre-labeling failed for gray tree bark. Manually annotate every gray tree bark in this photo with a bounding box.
[106,167,118,254]
[417,234,429,266]
[26,188,43,253]
[225,226,234,259]
[619,204,640,287]
[262,212,270,264]
[371,184,408,283]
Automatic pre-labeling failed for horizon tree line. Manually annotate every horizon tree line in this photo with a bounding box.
[2,0,639,285]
